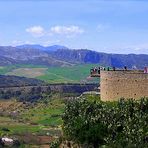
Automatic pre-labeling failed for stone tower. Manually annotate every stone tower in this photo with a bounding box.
[91,68,148,101]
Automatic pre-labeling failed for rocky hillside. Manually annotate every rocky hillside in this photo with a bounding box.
[0,75,45,87]
[0,46,73,67]
[51,49,148,68]
[0,45,148,68]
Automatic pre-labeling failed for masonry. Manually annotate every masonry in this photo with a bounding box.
[100,70,148,101]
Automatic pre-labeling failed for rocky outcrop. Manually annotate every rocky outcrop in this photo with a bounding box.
[0,84,99,101]
[49,83,99,94]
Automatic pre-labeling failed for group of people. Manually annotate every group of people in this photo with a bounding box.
[90,66,108,75]
[90,66,128,75]
[91,66,148,75]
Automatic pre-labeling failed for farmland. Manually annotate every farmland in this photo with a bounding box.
[6,68,48,78]
[0,64,100,146]
[0,64,99,83]
[0,94,65,147]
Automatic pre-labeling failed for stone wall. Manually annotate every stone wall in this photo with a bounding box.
[100,70,148,101]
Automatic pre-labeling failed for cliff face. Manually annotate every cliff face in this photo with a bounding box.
[0,84,99,94]
[0,75,99,102]
[0,46,148,68]
[51,49,148,69]
[0,84,99,101]
[49,84,99,94]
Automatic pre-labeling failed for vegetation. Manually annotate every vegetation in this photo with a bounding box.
[62,96,148,148]
[37,64,99,83]
[0,86,48,102]
[1,64,99,83]
[0,92,148,147]
[7,67,48,78]
[0,75,45,88]
[20,96,65,127]
[0,93,66,147]
[0,71,147,148]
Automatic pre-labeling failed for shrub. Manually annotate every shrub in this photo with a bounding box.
[50,138,61,148]
[62,97,148,148]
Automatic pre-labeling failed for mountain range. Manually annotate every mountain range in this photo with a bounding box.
[0,45,148,69]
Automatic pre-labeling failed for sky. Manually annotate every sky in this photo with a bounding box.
[0,0,148,54]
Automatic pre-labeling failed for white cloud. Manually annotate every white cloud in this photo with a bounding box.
[50,25,84,35]
[25,25,84,38]
[26,26,45,37]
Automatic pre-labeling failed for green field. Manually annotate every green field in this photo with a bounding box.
[0,96,65,146]
[20,98,65,127]
[7,67,48,78]
[1,64,99,83]
[0,116,41,136]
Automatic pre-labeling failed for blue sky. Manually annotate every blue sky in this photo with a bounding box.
[0,0,148,54]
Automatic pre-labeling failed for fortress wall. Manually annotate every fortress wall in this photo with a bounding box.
[100,71,148,101]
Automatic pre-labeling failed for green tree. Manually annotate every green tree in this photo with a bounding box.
[62,97,148,148]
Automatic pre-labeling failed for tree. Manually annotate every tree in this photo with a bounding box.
[62,97,148,147]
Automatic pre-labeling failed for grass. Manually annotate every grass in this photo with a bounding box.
[38,117,62,127]
[0,66,14,74]
[0,100,42,136]
[0,92,100,146]
[0,96,65,139]
[0,64,100,83]
[0,124,41,135]
[0,64,47,75]
[20,98,65,127]
[37,64,99,83]
[0,116,41,136]
[6,67,48,78]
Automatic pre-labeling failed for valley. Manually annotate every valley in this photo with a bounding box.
[0,70,99,147]
[0,45,147,147]
[0,82,99,147]
[0,64,99,83]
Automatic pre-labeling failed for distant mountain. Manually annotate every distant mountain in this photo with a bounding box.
[0,46,48,60]
[16,44,45,50]
[51,49,148,69]
[45,45,68,52]
[0,46,73,67]
[0,45,148,69]
[16,44,68,52]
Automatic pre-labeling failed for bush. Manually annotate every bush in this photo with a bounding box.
[50,138,61,148]
[62,97,148,148]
